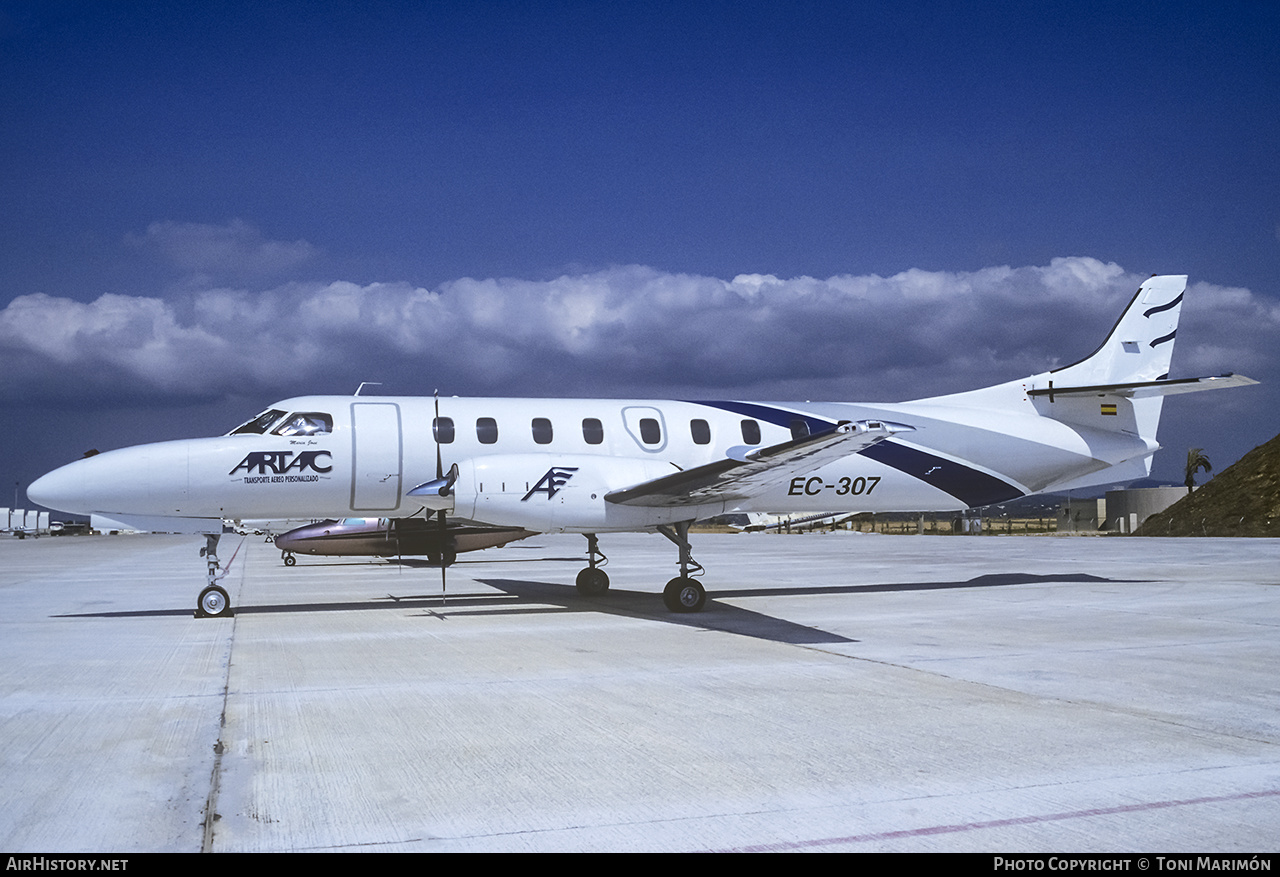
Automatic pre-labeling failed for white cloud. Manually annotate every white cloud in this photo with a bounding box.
[125,219,318,281]
[1,258,1272,409]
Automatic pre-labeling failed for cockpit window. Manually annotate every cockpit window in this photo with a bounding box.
[229,409,287,435]
[272,412,333,437]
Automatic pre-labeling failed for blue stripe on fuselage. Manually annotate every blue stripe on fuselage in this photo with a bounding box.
[691,400,836,436]
[857,441,1024,507]
[694,401,1024,508]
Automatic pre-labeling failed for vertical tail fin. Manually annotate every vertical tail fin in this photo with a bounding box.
[1026,275,1187,469]
[936,273,1251,494]
[1048,274,1186,387]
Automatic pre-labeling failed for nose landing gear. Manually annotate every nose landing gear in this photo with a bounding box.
[195,533,234,618]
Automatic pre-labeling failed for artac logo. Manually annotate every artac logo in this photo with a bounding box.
[230,450,333,476]
[522,466,579,501]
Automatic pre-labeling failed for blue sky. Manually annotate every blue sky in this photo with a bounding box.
[2,1,1277,500]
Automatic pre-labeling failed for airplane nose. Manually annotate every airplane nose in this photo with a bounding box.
[274,521,330,553]
[28,462,87,514]
[28,442,193,516]
[273,529,304,552]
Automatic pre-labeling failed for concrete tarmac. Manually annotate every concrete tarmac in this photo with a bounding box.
[1,530,1277,852]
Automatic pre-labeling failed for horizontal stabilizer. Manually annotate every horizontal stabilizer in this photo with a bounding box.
[1028,373,1258,400]
[606,420,912,508]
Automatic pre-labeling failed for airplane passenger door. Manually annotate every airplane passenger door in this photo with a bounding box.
[350,402,403,512]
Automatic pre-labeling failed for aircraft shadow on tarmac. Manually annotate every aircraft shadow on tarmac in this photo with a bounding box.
[54,571,1149,648]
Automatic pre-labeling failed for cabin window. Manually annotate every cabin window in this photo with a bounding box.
[639,417,661,445]
[477,417,498,444]
[582,418,604,444]
[532,417,553,444]
[273,412,333,437]
[690,419,711,445]
[740,419,761,444]
[229,409,286,435]
[789,418,810,440]
[433,416,455,444]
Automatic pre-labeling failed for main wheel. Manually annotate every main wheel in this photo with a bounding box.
[197,585,232,618]
[575,567,610,595]
[663,576,706,613]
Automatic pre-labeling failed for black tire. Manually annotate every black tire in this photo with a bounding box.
[663,576,705,613]
[197,585,232,618]
[575,567,610,595]
[283,553,296,567]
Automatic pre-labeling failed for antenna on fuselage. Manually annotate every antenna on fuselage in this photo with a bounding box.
[354,382,382,396]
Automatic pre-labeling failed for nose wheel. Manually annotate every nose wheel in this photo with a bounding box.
[197,584,232,618]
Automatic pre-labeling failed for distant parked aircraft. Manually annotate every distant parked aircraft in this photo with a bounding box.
[275,516,534,566]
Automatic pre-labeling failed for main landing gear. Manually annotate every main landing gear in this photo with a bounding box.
[575,533,610,595]
[196,533,233,618]
[576,525,708,611]
[658,522,706,613]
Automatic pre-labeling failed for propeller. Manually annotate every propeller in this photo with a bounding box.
[433,392,450,603]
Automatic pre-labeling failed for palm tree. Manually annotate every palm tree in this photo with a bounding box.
[1185,448,1212,494]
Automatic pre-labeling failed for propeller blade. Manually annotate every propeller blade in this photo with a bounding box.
[437,508,447,604]
[434,392,447,604]
[434,391,444,480]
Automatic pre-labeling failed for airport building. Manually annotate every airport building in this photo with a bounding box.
[1104,486,1187,533]
[1059,486,1187,534]
[2,508,50,536]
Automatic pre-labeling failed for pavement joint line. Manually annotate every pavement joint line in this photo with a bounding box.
[200,550,243,853]
[706,787,1280,852]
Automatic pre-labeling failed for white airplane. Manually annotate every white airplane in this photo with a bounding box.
[730,511,854,532]
[28,275,1256,617]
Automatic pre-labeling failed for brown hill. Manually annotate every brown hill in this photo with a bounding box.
[1136,432,1280,537]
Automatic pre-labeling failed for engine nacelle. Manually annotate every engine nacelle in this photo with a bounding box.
[448,454,711,532]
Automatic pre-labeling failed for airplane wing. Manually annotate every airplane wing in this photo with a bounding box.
[605,420,912,508]
[1028,373,1258,400]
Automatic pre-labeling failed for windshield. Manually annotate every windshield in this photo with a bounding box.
[228,409,287,435]
[228,409,333,436]
[272,412,333,436]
